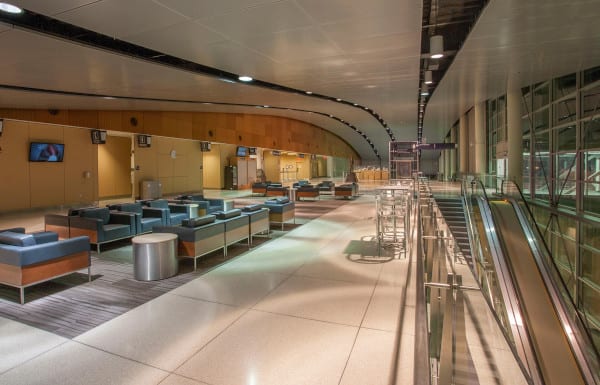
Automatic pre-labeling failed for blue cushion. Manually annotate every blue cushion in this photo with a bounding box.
[0,231,36,247]
[182,215,216,228]
[148,199,169,209]
[116,203,143,215]
[81,207,110,224]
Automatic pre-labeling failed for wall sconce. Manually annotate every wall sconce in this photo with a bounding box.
[83,171,91,179]
[430,35,444,59]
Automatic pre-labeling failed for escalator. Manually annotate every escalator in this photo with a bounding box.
[487,200,585,385]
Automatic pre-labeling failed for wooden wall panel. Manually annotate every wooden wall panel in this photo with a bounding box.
[0,120,30,211]
[63,126,97,205]
[263,152,281,182]
[1,109,359,160]
[98,135,131,198]
[202,145,222,189]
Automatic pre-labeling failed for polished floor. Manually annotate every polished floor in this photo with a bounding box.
[0,192,417,385]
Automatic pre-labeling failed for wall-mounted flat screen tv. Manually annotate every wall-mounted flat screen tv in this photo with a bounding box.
[29,142,65,162]
[236,146,247,157]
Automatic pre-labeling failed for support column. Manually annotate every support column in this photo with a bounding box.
[450,125,457,180]
[474,102,487,176]
[507,87,523,185]
[459,115,468,177]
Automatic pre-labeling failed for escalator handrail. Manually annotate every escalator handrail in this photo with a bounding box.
[477,196,543,385]
[502,181,600,385]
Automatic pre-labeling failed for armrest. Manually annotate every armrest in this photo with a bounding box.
[168,203,189,214]
[70,216,103,232]
[44,214,70,227]
[142,207,165,219]
[206,198,224,208]
[109,212,137,232]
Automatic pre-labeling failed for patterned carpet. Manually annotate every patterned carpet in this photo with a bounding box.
[0,197,350,338]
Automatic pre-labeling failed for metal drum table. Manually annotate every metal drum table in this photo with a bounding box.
[132,233,178,281]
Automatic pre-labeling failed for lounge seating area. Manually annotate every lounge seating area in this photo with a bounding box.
[263,197,295,230]
[296,185,320,200]
[0,227,91,304]
[334,183,359,199]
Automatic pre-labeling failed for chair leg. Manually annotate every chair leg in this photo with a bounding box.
[88,266,91,282]
[194,257,197,271]
[20,287,24,304]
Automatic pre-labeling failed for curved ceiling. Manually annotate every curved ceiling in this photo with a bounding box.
[0,0,424,163]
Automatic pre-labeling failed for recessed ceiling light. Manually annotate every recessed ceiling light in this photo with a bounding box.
[336,98,342,101]
[353,103,358,106]
[305,91,313,94]
[420,90,429,96]
[220,78,236,84]
[102,96,116,100]
[263,105,270,108]
[238,75,253,82]
[0,3,22,13]
[365,85,376,89]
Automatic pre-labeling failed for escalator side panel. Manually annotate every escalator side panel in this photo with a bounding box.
[489,201,585,385]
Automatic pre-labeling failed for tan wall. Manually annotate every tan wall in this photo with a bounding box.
[0,120,98,212]
[98,135,132,199]
[263,151,281,182]
[202,144,222,189]
[134,136,203,197]
[0,109,359,160]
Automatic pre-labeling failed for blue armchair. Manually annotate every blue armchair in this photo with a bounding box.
[109,202,165,234]
[174,194,225,215]
[143,199,189,225]
[69,207,136,252]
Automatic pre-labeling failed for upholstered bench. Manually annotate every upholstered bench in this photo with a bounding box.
[296,185,320,201]
[263,198,295,230]
[215,209,250,256]
[241,205,270,243]
[154,215,224,270]
[266,185,289,197]
[0,230,91,304]
[334,183,359,199]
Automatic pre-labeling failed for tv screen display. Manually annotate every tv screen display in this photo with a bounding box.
[29,142,65,162]
[236,146,247,157]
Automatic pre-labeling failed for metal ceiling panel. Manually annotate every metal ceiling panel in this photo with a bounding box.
[424,0,600,143]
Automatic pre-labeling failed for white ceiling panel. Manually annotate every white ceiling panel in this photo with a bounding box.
[57,0,188,38]
[424,0,600,143]
[11,0,98,15]
[154,0,280,19]
[296,0,415,24]
[123,20,226,56]
[239,26,342,63]
[197,1,313,42]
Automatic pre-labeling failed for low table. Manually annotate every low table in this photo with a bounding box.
[132,233,178,281]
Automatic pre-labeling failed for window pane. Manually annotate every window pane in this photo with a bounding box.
[581,282,600,329]
[533,82,550,110]
[554,98,576,125]
[535,130,549,152]
[583,151,600,181]
[557,125,577,151]
[556,153,577,207]
[582,85,600,118]
[553,73,576,100]
[583,66,600,86]
[582,247,600,287]
[583,182,600,214]
[534,108,549,130]
[583,119,600,149]
[582,222,600,250]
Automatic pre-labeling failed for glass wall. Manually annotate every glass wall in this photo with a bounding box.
[516,65,600,349]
